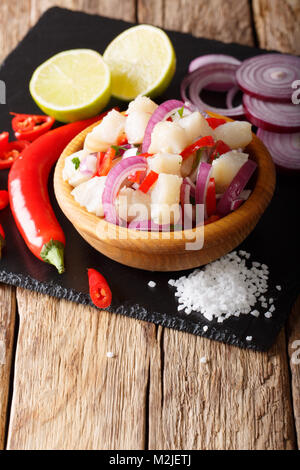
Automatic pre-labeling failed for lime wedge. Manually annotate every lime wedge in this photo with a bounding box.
[103,25,176,101]
[29,49,111,122]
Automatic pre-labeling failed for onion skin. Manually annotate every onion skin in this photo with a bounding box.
[257,128,300,172]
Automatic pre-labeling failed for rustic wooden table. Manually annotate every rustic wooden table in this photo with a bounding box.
[0,0,299,451]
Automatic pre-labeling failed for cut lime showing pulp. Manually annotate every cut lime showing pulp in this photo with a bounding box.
[103,25,176,101]
[29,49,111,123]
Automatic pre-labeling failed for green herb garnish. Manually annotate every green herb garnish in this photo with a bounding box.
[72,157,80,170]
[111,145,128,156]
[177,106,184,118]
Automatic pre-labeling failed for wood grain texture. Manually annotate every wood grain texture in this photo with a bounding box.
[149,328,296,450]
[253,0,300,55]
[287,297,300,447]
[138,0,254,46]
[0,0,136,63]
[0,285,16,449]
[0,0,299,451]
[7,289,153,450]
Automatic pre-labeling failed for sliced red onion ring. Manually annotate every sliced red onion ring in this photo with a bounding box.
[142,99,185,153]
[243,94,300,133]
[217,160,257,217]
[79,153,97,175]
[102,156,148,226]
[230,190,251,211]
[226,86,239,109]
[188,54,241,91]
[236,53,300,103]
[181,63,244,117]
[183,177,196,197]
[257,128,300,171]
[195,162,213,219]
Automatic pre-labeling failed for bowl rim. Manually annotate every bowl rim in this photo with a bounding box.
[54,112,276,247]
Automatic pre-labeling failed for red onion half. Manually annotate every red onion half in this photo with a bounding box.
[243,94,300,134]
[257,128,300,171]
[142,99,185,153]
[181,63,244,118]
[217,160,257,217]
[236,53,300,103]
[102,156,148,226]
[188,54,241,91]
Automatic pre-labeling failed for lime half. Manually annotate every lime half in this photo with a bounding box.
[29,49,111,122]
[103,24,176,101]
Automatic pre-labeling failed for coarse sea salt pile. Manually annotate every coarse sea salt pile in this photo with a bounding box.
[169,251,274,322]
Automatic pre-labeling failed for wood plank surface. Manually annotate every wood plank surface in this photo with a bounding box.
[253,0,300,55]
[7,289,153,450]
[0,285,16,449]
[0,0,299,450]
[138,0,254,46]
[288,297,300,447]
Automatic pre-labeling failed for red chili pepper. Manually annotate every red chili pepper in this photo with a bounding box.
[8,112,110,273]
[206,178,216,218]
[88,268,112,309]
[204,214,220,225]
[95,151,106,176]
[206,117,226,130]
[0,132,9,153]
[116,133,128,146]
[97,147,116,177]
[10,112,55,142]
[0,222,5,258]
[138,170,159,193]
[0,190,9,210]
[210,140,231,162]
[128,170,144,184]
[181,136,215,160]
[0,140,31,169]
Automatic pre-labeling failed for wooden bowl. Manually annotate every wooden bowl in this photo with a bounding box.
[54,115,276,271]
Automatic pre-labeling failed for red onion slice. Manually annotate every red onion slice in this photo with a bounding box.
[188,54,241,91]
[236,53,300,103]
[142,99,185,153]
[217,160,257,217]
[181,63,244,117]
[243,94,300,133]
[102,156,148,226]
[79,153,97,175]
[195,162,213,219]
[226,86,239,109]
[230,189,251,211]
[257,128,300,171]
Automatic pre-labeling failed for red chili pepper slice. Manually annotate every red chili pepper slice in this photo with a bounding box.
[138,170,159,193]
[0,140,31,169]
[206,178,216,218]
[10,113,55,142]
[0,132,9,153]
[8,111,110,273]
[95,151,106,176]
[97,147,116,177]
[210,140,231,162]
[206,117,226,130]
[0,190,9,210]
[116,133,128,146]
[181,136,215,160]
[0,222,5,258]
[88,268,112,309]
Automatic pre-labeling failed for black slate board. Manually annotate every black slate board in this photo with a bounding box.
[0,7,299,351]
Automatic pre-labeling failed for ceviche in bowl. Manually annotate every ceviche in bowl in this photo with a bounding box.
[54,96,275,271]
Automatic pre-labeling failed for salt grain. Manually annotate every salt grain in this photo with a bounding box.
[203,326,208,332]
[169,251,270,322]
[265,312,272,319]
[276,285,282,291]
[148,281,156,288]
[246,336,253,342]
